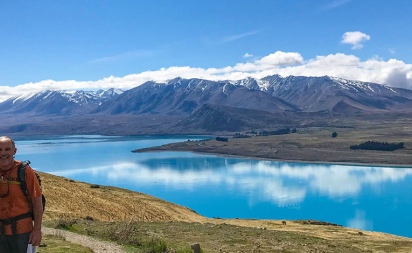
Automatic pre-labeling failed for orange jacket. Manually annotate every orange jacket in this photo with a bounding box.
[0,160,42,235]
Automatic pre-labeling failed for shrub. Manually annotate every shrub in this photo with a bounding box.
[259,128,291,136]
[55,216,77,231]
[104,220,142,246]
[350,141,404,151]
[147,237,168,253]
[216,137,228,142]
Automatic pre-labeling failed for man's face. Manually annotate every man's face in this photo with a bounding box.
[0,138,16,170]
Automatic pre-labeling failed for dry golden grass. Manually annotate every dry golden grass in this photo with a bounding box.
[41,172,207,223]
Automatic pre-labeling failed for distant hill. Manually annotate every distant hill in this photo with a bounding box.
[176,104,293,132]
[1,75,412,135]
[0,88,123,116]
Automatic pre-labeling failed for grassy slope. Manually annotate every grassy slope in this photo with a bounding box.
[38,234,93,253]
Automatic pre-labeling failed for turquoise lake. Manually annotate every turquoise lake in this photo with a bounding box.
[13,135,412,238]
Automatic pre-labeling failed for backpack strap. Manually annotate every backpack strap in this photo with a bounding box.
[16,160,36,221]
[17,160,30,197]
[0,212,32,235]
[16,160,46,214]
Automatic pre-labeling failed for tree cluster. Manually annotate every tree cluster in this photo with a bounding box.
[233,133,251,138]
[350,141,405,151]
[215,137,229,142]
[259,128,293,136]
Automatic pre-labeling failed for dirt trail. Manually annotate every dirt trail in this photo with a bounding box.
[42,227,125,253]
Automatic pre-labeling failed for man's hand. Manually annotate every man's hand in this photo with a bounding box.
[29,228,42,246]
[31,195,43,246]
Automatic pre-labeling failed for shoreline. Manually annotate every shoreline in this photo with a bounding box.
[194,151,412,168]
[133,147,412,168]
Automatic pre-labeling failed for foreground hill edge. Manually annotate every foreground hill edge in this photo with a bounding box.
[39,171,412,253]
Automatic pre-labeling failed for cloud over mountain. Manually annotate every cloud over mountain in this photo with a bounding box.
[341,31,371,49]
[2,51,412,102]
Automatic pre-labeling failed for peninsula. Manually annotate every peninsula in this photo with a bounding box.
[133,124,412,167]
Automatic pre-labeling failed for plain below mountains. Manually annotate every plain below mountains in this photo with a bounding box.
[1,75,412,135]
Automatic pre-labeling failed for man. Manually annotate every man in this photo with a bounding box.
[0,136,43,253]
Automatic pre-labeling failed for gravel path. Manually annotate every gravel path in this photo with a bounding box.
[42,227,126,253]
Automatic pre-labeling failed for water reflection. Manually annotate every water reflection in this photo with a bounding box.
[17,135,412,238]
[50,153,412,207]
[347,210,373,231]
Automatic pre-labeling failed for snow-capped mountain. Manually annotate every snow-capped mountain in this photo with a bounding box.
[92,78,297,115]
[0,88,123,115]
[94,75,412,116]
[0,75,411,135]
[236,75,412,113]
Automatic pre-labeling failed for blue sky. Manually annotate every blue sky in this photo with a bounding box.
[1,0,411,101]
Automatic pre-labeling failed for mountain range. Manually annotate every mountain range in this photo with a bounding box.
[1,75,411,135]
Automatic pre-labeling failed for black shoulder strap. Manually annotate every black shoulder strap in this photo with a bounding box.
[16,160,45,214]
[17,160,30,197]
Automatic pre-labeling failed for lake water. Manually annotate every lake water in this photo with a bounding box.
[14,135,412,238]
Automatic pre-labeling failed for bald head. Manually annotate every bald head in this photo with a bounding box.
[0,136,17,171]
[0,136,15,148]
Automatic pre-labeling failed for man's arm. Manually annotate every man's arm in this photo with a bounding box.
[30,195,43,246]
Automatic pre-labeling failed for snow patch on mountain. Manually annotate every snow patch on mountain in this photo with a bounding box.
[329,76,399,94]
[12,89,124,106]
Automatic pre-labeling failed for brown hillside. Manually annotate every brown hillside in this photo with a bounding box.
[40,172,207,223]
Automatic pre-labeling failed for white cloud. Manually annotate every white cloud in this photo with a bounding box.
[341,31,371,49]
[243,53,253,58]
[255,51,304,66]
[2,50,412,102]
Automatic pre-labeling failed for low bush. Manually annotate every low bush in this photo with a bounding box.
[55,216,77,231]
